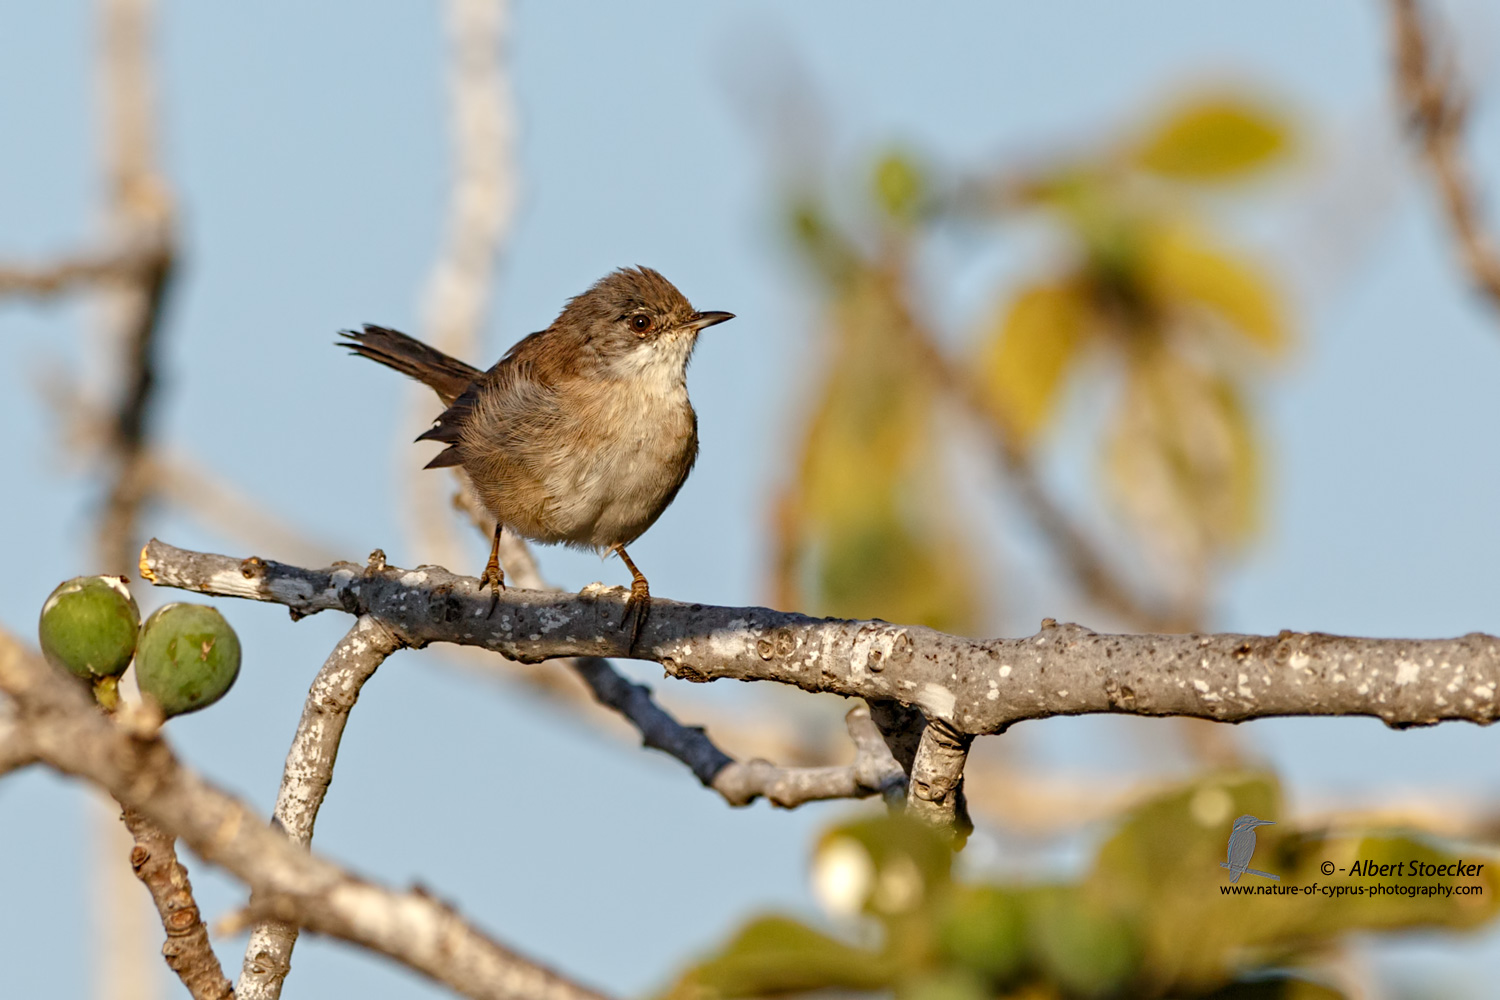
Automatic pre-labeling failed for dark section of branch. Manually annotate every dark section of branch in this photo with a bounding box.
[119,806,236,1000]
[140,540,1500,734]
[1390,0,1500,311]
[0,632,612,1000]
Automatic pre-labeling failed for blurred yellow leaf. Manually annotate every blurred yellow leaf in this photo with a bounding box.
[1142,222,1287,353]
[979,281,1091,443]
[1105,352,1263,573]
[1134,96,1289,181]
[783,269,981,633]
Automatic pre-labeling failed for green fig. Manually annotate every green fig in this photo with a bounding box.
[135,603,241,717]
[38,576,140,681]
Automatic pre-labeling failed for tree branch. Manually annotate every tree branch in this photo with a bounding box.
[0,631,611,1000]
[1390,0,1500,311]
[139,540,1500,734]
[0,252,144,297]
[238,615,404,1000]
[455,482,905,808]
[905,718,973,836]
[119,806,236,1000]
[0,701,37,777]
[405,0,517,570]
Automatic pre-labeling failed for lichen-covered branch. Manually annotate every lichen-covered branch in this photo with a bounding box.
[140,540,1500,734]
[0,631,611,1000]
[1390,0,1500,311]
[118,806,236,1000]
[239,615,404,1000]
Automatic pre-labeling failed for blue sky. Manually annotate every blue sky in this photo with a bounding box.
[3,1,1500,996]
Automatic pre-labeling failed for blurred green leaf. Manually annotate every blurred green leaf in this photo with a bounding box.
[1023,886,1140,997]
[1134,96,1289,181]
[896,968,991,1000]
[874,149,929,225]
[938,886,1027,983]
[1086,773,1500,994]
[661,915,895,1000]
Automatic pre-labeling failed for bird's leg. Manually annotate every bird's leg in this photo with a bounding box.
[478,523,506,617]
[611,543,651,651]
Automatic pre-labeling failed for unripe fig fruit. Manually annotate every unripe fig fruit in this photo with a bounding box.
[38,576,140,681]
[135,603,241,717]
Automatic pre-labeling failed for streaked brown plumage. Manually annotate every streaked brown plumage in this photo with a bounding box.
[341,267,733,646]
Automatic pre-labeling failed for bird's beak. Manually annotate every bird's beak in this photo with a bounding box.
[688,310,735,331]
[1254,819,1275,828]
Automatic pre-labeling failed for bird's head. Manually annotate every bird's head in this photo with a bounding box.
[557,266,734,381]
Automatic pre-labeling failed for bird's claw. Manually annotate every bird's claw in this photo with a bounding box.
[621,579,651,652]
[478,563,505,618]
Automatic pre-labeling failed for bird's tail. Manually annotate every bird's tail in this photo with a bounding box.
[340,325,480,406]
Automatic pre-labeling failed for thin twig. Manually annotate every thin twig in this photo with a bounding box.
[1390,0,1500,311]
[119,806,236,1000]
[238,615,404,1000]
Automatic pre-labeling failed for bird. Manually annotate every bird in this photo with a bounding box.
[1220,814,1279,882]
[340,266,733,647]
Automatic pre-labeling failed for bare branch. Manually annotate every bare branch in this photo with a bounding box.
[119,806,236,1000]
[1390,0,1500,311]
[0,631,611,1000]
[94,0,176,578]
[405,0,517,570]
[0,252,142,297]
[0,700,37,777]
[239,616,404,1000]
[140,540,1500,734]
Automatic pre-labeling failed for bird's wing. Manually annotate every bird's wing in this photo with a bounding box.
[441,351,586,539]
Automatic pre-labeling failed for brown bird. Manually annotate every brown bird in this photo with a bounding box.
[341,267,733,646]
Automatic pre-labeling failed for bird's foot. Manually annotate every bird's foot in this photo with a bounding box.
[621,578,651,652]
[478,560,506,618]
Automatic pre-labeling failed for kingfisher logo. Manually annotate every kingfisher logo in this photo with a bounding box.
[1220,814,1279,882]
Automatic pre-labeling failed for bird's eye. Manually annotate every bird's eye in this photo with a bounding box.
[630,314,653,335]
